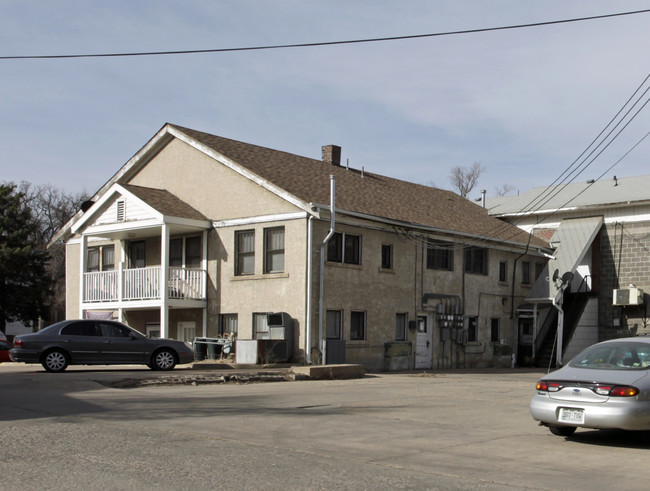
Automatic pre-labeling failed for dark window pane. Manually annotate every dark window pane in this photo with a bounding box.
[61,321,98,336]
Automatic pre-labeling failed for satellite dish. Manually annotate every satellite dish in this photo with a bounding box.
[561,272,574,285]
[552,269,560,283]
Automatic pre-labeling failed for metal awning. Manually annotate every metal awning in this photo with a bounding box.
[527,216,603,303]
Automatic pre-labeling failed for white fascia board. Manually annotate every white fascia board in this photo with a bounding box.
[164,216,211,229]
[169,127,313,214]
[84,218,164,236]
[213,211,308,228]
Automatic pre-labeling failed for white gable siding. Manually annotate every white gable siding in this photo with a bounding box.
[95,195,153,225]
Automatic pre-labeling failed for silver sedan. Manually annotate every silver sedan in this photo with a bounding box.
[530,337,650,436]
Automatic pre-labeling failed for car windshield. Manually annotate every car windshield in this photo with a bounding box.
[569,341,650,370]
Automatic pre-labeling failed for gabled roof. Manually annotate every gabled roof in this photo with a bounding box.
[54,123,549,251]
[486,174,650,217]
[121,184,207,221]
[168,125,548,250]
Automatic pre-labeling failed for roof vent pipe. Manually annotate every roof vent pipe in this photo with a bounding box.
[318,175,336,365]
[481,190,486,208]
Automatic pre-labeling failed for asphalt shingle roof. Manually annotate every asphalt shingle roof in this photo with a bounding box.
[122,183,208,221]
[170,124,548,249]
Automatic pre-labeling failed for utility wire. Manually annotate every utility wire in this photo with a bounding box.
[1,9,649,60]
[484,71,650,240]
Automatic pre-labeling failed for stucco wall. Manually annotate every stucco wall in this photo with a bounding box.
[128,138,298,219]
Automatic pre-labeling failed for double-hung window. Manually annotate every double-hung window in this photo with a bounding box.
[464,247,487,275]
[235,230,255,276]
[264,227,285,273]
[327,232,361,265]
[87,245,115,272]
[499,260,507,283]
[381,244,393,269]
[350,311,366,340]
[427,239,454,271]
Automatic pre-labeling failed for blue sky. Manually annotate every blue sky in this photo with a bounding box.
[2,1,649,200]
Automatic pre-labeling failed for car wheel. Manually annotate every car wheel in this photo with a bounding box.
[151,349,176,371]
[549,425,577,437]
[42,349,69,373]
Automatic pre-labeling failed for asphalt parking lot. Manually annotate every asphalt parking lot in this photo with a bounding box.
[1,364,649,490]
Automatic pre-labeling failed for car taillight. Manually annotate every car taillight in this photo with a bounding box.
[13,338,23,347]
[536,381,561,392]
[609,386,638,397]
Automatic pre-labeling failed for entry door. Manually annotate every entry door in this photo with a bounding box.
[414,315,433,369]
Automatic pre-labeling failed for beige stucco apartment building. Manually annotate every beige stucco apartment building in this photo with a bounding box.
[54,124,551,370]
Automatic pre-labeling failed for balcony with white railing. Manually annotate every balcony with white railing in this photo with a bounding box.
[83,266,206,303]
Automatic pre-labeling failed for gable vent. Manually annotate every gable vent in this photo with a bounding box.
[116,200,125,222]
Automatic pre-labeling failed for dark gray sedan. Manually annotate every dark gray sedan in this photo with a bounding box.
[530,337,650,436]
[9,319,194,372]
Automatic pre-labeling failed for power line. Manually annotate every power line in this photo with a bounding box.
[484,71,650,241]
[1,9,649,61]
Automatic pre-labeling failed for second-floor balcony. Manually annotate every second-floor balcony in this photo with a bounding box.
[83,266,207,303]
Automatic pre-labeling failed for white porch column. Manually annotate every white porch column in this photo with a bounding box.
[202,229,208,337]
[78,234,87,318]
[160,224,170,338]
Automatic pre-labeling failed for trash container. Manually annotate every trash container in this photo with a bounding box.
[207,340,222,360]
[193,337,208,361]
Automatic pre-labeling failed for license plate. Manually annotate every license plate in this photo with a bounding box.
[559,407,584,424]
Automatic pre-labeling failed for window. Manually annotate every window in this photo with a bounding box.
[99,322,131,338]
[326,310,342,339]
[87,248,100,272]
[467,316,478,342]
[264,227,285,273]
[327,232,361,265]
[350,311,366,340]
[102,246,115,271]
[522,261,531,284]
[395,313,407,341]
[499,260,507,282]
[427,239,454,271]
[490,318,500,343]
[381,244,393,269]
[253,313,270,339]
[87,245,115,272]
[465,247,487,275]
[220,314,238,336]
[61,321,98,336]
[235,230,255,276]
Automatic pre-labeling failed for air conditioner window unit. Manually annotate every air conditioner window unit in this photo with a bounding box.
[613,288,644,306]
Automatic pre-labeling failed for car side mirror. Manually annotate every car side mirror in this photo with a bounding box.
[129,332,138,340]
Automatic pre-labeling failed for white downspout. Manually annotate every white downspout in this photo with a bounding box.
[305,216,314,364]
[318,175,336,365]
[553,293,564,368]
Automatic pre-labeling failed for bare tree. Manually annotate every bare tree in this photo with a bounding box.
[16,182,89,324]
[494,184,516,197]
[449,162,484,198]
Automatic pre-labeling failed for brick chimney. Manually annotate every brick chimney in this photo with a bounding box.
[322,145,341,166]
